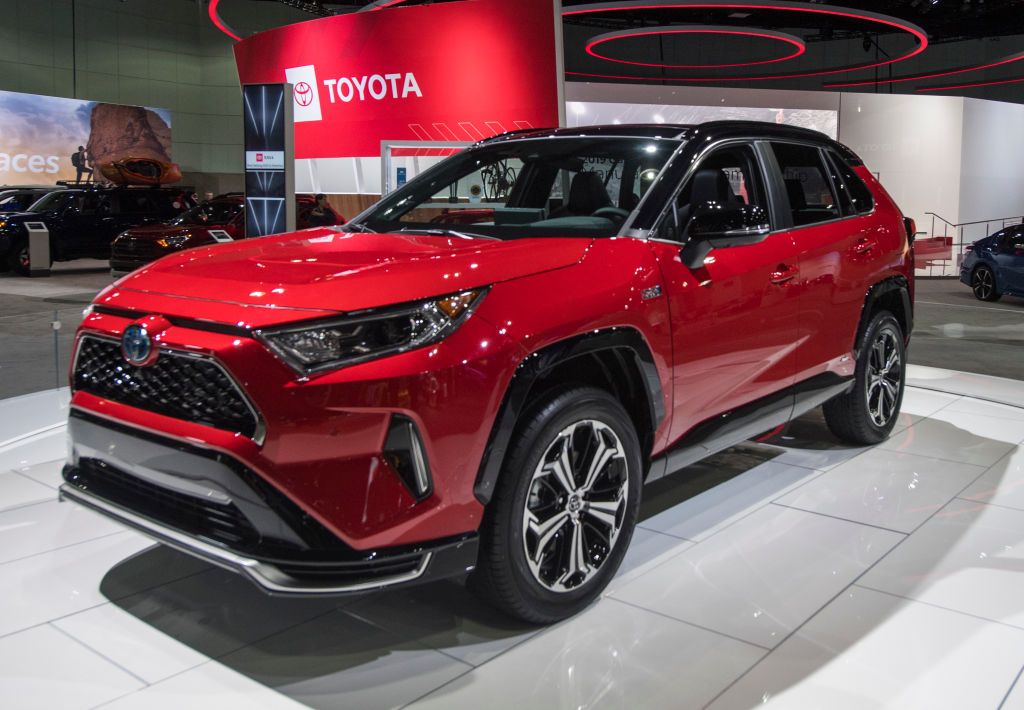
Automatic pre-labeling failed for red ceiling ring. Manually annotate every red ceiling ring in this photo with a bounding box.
[586,25,806,69]
[565,1,928,81]
[824,50,1024,88]
[918,76,1024,92]
[208,0,241,41]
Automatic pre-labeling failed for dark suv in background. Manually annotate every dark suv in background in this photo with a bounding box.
[0,185,188,274]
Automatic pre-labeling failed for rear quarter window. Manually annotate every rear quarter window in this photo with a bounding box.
[826,150,874,215]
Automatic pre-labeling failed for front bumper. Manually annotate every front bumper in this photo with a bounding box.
[61,409,478,593]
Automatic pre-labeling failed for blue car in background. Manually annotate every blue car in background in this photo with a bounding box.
[961,223,1024,302]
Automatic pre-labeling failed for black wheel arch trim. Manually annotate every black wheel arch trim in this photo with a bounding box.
[473,327,665,506]
[855,276,914,355]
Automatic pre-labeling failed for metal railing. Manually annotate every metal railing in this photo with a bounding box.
[919,212,1024,277]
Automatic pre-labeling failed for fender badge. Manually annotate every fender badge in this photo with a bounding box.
[641,285,662,300]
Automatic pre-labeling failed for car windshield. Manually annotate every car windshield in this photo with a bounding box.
[27,191,72,212]
[358,135,682,239]
[0,193,26,210]
[170,200,242,226]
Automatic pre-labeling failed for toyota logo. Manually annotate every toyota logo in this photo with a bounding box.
[294,82,314,107]
[121,324,154,366]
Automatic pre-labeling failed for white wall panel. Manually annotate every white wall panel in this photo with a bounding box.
[837,92,964,236]
[958,98,1024,243]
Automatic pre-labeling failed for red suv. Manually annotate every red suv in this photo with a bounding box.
[61,122,914,623]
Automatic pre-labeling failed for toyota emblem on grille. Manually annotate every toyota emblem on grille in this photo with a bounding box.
[121,324,154,366]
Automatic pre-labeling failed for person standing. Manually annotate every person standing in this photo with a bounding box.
[307,193,337,226]
[71,146,90,183]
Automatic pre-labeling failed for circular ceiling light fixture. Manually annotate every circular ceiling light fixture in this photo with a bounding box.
[564,1,928,82]
[585,25,806,69]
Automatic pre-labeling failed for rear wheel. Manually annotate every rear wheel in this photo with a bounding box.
[469,387,642,623]
[971,265,1001,302]
[823,311,905,445]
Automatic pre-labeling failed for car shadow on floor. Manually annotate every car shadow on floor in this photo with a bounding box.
[98,411,1019,709]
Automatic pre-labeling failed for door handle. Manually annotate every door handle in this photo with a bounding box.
[769,264,797,284]
[854,237,876,255]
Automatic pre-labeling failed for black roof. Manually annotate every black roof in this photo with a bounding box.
[479,120,862,165]
[482,120,834,144]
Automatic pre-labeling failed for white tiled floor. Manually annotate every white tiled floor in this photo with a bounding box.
[1,366,1024,709]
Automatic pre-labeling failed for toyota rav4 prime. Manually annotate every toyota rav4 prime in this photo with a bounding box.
[61,122,914,623]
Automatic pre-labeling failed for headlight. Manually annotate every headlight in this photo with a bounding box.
[255,288,487,375]
[156,234,190,248]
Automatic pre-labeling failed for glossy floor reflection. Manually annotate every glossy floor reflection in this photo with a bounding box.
[2,365,1024,709]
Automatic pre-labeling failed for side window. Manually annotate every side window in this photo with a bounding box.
[769,142,840,226]
[207,202,241,223]
[78,193,104,215]
[657,143,764,242]
[1008,228,1024,251]
[825,150,874,215]
[118,193,151,214]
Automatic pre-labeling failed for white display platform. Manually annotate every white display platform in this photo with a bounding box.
[2,366,1023,709]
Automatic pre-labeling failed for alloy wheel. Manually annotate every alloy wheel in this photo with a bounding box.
[521,419,628,593]
[866,327,902,428]
[973,267,995,300]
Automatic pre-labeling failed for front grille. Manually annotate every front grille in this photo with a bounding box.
[111,238,163,261]
[67,457,260,549]
[73,335,260,439]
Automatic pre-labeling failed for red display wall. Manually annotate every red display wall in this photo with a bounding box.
[233,0,562,159]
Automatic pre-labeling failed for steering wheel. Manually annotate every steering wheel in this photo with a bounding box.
[592,206,630,225]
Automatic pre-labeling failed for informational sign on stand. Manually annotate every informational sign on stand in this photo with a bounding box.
[207,229,235,243]
[242,83,295,238]
[24,221,50,277]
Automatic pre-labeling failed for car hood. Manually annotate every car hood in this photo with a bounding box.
[102,228,591,318]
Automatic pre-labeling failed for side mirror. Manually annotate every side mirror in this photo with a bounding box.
[680,204,770,269]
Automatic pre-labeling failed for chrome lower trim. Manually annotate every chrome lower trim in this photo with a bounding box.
[58,482,431,594]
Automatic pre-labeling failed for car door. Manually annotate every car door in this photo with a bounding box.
[649,141,800,443]
[765,141,886,384]
[52,191,107,258]
[991,226,1024,294]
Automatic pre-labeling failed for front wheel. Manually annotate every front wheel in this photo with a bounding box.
[823,311,906,445]
[971,265,1001,302]
[7,239,50,276]
[469,387,642,623]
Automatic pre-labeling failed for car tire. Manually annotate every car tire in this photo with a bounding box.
[823,311,906,445]
[971,265,1001,302]
[7,239,30,275]
[469,386,642,623]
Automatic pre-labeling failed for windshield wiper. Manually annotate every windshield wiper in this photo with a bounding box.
[397,227,499,241]
[345,221,376,233]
